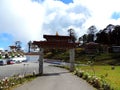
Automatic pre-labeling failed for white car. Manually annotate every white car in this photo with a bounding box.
[12,56,27,63]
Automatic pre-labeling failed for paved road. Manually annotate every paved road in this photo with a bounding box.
[13,63,95,90]
[0,62,39,79]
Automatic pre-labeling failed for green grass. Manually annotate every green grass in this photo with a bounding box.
[76,65,120,90]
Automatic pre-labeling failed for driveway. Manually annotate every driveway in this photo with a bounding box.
[13,63,95,90]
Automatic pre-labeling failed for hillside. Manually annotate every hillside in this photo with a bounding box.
[44,48,120,65]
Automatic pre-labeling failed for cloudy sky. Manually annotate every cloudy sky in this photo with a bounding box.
[0,0,120,51]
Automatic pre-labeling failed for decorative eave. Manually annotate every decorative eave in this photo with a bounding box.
[33,41,79,49]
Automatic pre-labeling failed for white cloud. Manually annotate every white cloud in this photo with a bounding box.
[42,0,90,36]
[0,0,45,42]
[75,0,120,30]
[0,48,4,51]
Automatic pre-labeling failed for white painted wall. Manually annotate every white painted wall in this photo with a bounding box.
[26,55,39,62]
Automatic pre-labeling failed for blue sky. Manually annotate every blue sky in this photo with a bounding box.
[0,33,14,50]
[60,0,73,4]
[32,0,73,4]
[0,0,120,51]
[111,12,120,20]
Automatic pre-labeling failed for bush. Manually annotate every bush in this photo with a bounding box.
[77,71,84,77]
[92,77,101,88]
[44,52,53,58]
[102,83,111,90]
[82,73,89,80]
[0,74,37,90]
[87,75,94,84]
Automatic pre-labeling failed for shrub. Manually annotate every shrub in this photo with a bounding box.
[74,69,85,78]
[102,83,111,90]
[0,55,2,59]
[87,75,92,83]
[78,71,84,78]
[0,74,36,90]
[74,69,113,90]
[44,52,53,58]
[92,77,101,88]
[82,73,89,80]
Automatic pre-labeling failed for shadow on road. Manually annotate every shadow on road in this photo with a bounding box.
[43,71,69,77]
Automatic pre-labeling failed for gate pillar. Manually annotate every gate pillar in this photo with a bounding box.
[69,48,75,72]
[39,48,44,75]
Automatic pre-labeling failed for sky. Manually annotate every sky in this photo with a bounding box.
[0,0,120,51]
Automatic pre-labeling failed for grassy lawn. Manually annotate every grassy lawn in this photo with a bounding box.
[76,65,120,90]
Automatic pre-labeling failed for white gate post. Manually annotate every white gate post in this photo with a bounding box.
[69,48,75,72]
[39,48,44,75]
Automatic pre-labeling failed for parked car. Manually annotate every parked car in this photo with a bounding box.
[12,56,27,63]
[0,60,7,65]
[7,60,16,64]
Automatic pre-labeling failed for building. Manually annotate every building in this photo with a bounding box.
[85,42,100,54]
[33,34,79,49]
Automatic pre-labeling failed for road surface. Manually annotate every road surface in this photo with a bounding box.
[0,62,39,79]
[13,63,95,90]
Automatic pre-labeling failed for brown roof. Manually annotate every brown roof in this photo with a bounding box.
[33,34,79,49]
[43,35,72,39]
[9,46,17,49]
